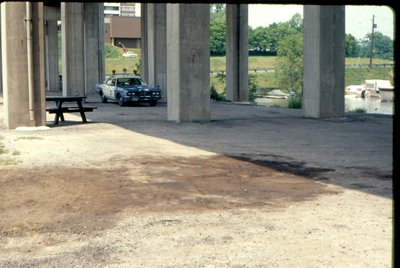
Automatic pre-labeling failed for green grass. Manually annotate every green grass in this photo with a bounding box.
[106,58,140,75]
[0,158,20,166]
[105,47,141,75]
[345,58,394,65]
[209,56,392,72]
[0,146,8,155]
[15,137,44,141]
[0,136,20,165]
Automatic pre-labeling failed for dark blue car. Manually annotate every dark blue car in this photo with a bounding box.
[95,74,162,107]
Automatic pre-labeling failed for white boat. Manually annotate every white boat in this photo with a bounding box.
[364,79,394,99]
[265,89,295,99]
[378,86,394,102]
[122,51,137,58]
[345,85,369,97]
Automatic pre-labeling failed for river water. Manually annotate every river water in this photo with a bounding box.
[255,95,394,115]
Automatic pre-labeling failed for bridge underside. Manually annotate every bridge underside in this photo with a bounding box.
[0,3,344,129]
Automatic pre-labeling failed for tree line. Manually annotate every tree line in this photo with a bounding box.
[210,5,394,60]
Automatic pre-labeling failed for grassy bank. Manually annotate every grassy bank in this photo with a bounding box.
[345,67,394,86]
[103,49,394,95]
[209,56,392,72]
[105,47,141,75]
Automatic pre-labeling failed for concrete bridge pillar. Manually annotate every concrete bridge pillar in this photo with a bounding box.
[140,3,148,82]
[303,5,345,118]
[166,4,210,122]
[84,3,104,94]
[141,3,167,101]
[226,4,249,102]
[45,19,59,91]
[1,2,46,129]
[61,2,85,97]
[0,5,2,96]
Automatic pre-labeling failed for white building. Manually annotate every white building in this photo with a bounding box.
[104,2,141,18]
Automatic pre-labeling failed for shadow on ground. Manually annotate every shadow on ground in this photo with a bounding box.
[72,94,393,199]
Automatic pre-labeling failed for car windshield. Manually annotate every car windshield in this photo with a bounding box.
[117,78,144,87]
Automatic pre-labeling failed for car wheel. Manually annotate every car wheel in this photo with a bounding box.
[118,96,125,107]
[101,93,108,103]
[149,101,157,107]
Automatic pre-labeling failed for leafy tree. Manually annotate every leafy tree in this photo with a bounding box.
[287,13,303,32]
[248,26,269,52]
[248,13,303,55]
[358,31,393,60]
[275,33,303,95]
[369,32,393,60]
[210,4,226,55]
[345,33,360,57]
[210,4,225,19]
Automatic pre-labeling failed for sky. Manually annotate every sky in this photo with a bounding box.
[248,5,395,40]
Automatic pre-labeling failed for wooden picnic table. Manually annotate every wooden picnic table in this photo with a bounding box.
[46,96,96,125]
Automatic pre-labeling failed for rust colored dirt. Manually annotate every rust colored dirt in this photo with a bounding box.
[0,155,337,237]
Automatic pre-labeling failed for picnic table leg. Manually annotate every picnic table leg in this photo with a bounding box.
[77,100,87,122]
[54,101,64,125]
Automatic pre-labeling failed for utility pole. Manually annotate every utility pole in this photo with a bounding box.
[369,15,377,68]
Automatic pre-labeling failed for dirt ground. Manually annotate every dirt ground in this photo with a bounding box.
[0,95,393,267]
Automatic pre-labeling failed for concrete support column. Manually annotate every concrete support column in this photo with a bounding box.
[140,3,148,82]
[303,5,345,118]
[154,4,167,101]
[144,4,155,86]
[1,2,46,129]
[61,2,85,97]
[45,20,59,91]
[141,4,167,101]
[84,3,104,95]
[226,4,248,102]
[166,4,210,122]
[0,5,2,96]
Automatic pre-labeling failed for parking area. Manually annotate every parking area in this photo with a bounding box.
[0,93,394,267]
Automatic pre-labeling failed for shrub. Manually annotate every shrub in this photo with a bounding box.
[288,96,302,109]
[105,44,121,59]
[350,107,367,113]
[210,83,225,101]
[248,73,258,102]
[134,58,142,76]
